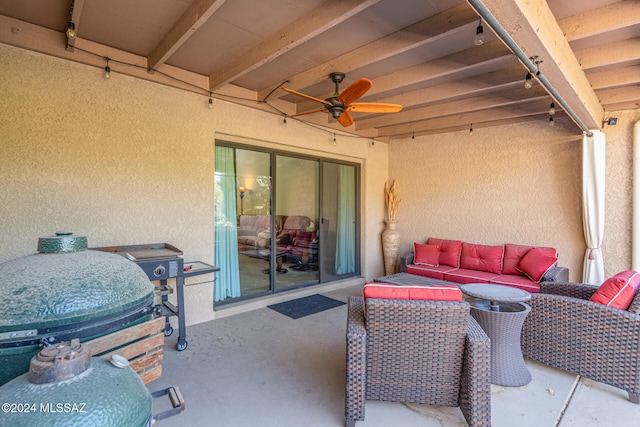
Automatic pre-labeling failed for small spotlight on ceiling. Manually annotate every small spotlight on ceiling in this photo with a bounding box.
[549,102,555,115]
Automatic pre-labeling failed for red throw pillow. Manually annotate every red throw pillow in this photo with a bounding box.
[414,242,439,266]
[516,247,558,282]
[590,270,640,310]
[363,282,462,302]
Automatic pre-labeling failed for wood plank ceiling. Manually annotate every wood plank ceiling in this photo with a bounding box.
[0,0,638,141]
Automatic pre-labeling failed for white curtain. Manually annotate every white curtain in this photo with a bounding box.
[582,130,606,285]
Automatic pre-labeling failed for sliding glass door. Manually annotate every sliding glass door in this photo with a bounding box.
[214,141,360,305]
[321,162,358,281]
[275,155,319,290]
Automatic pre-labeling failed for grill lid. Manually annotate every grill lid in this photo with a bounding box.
[0,234,154,334]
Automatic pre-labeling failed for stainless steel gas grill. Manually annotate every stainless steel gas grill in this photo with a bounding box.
[92,243,190,351]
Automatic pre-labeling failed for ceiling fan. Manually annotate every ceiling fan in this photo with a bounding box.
[282,72,402,127]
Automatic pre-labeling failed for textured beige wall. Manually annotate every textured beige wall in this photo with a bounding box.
[0,44,388,326]
[603,109,640,277]
[389,121,585,281]
[2,43,638,328]
[389,111,640,283]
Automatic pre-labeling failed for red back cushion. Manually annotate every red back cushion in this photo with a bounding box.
[503,244,558,276]
[459,242,504,274]
[590,270,640,310]
[427,238,462,268]
[414,242,439,266]
[516,248,558,282]
[363,282,462,302]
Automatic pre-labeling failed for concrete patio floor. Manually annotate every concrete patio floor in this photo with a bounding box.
[150,282,640,426]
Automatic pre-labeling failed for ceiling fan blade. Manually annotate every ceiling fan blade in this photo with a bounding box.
[337,110,354,127]
[337,78,372,105]
[348,102,403,113]
[282,87,332,106]
[287,108,326,118]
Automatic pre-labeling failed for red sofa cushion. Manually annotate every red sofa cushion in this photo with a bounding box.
[427,238,462,268]
[589,270,640,310]
[444,268,498,284]
[459,242,504,274]
[489,274,540,293]
[414,242,439,266]
[516,248,558,282]
[406,264,457,281]
[363,282,462,302]
[503,244,558,276]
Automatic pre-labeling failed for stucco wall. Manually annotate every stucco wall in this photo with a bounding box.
[2,42,639,328]
[389,111,640,283]
[603,109,640,277]
[0,44,388,326]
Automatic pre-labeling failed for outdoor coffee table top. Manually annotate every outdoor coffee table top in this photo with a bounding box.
[460,284,531,303]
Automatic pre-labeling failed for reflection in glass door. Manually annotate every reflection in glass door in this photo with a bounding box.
[321,162,358,281]
[275,155,319,290]
[214,142,359,305]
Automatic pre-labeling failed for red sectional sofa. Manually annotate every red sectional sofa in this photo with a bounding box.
[401,238,569,293]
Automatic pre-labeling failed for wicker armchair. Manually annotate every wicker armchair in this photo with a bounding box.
[522,281,640,403]
[344,296,491,427]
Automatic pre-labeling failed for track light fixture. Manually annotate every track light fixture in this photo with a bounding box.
[475,18,484,46]
[469,124,473,135]
[104,57,111,79]
[282,114,287,124]
[549,116,554,126]
[549,102,555,115]
[208,93,214,109]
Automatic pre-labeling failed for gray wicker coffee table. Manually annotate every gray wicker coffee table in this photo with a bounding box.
[460,284,532,387]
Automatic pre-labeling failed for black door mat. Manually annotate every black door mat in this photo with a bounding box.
[268,294,346,319]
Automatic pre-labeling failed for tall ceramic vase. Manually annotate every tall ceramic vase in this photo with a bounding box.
[382,220,400,275]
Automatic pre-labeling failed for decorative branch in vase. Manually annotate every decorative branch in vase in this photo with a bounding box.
[385,179,400,222]
[382,179,401,275]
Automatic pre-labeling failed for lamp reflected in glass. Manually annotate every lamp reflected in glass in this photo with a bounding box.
[238,187,246,215]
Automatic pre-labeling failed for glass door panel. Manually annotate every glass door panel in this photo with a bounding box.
[234,148,273,299]
[275,155,319,290]
[321,162,358,281]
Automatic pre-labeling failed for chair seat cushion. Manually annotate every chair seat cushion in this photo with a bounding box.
[589,270,640,310]
[363,282,462,301]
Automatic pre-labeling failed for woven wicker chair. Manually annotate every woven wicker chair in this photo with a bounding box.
[344,296,491,427]
[522,281,640,403]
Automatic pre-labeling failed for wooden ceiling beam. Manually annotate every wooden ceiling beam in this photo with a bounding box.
[387,112,566,139]
[364,65,525,110]
[356,85,548,130]
[587,65,640,90]
[147,0,227,71]
[294,40,515,112]
[575,39,640,71]
[65,0,85,52]
[208,0,381,91]
[596,85,640,106]
[558,0,640,42]
[376,98,556,137]
[477,0,603,131]
[259,2,478,101]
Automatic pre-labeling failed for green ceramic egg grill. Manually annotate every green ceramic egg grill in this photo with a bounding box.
[0,233,154,385]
